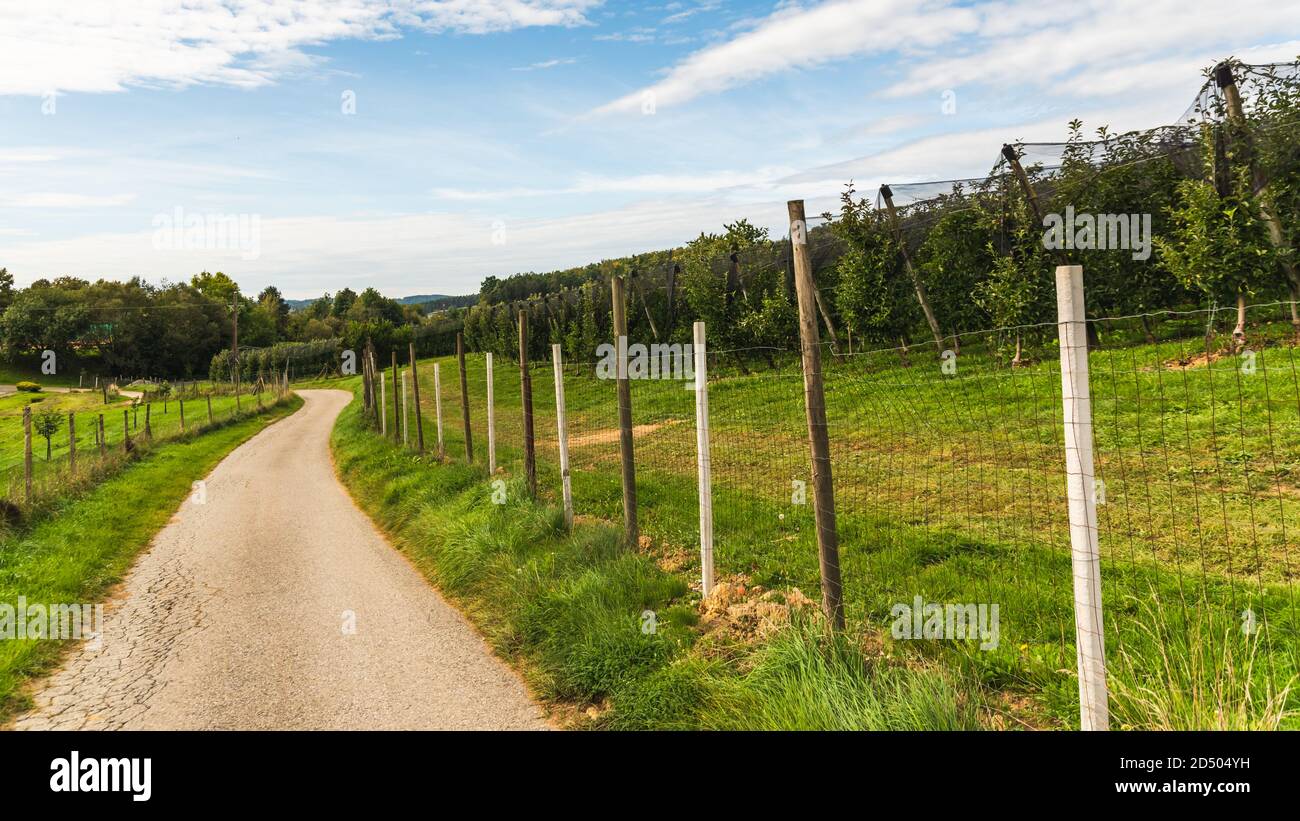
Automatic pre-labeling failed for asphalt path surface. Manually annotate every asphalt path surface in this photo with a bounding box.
[12,389,546,730]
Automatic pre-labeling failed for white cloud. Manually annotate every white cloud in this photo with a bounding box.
[0,151,60,164]
[0,0,603,96]
[886,0,1300,97]
[512,57,578,71]
[0,192,137,208]
[591,0,980,115]
[431,166,796,199]
[591,0,1300,116]
[1,197,823,297]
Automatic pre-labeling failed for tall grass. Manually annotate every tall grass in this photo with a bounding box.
[1108,597,1296,730]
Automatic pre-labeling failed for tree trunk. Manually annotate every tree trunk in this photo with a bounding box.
[1011,333,1023,367]
[1141,313,1157,344]
[1085,321,1101,350]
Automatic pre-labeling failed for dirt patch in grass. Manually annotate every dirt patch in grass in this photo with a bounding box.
[567,418,681,447]
[698,576,821,643]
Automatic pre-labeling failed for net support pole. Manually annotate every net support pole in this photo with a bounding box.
[457,333,473,463]
[551,344,574,530]
[23,406,32,503]
[1055,264,1110,731]
[519,310,537,499]
[789,199,845,630]
[409,343,425,455]
[692,321,715,597]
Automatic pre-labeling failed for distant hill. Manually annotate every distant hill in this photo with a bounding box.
[286,293,477,311]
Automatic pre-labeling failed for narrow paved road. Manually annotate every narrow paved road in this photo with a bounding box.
[12,389,547,730]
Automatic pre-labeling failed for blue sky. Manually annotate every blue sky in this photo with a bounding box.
[1,0,1298,298]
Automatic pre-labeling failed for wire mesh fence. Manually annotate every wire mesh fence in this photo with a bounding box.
[381,280,1300,728]
[0,383,290,508]
[352,57,1300,727]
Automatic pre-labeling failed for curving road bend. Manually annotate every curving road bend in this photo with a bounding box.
[11,389,547,730]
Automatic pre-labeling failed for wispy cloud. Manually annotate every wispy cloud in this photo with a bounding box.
[591,0,978,116]
[431,167,796,200]
[512,58,577,71]
[0,192,137,208]
[590,0,1300,117]
[0,0,604,95]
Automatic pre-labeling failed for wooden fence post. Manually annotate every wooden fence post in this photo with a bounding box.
[380,363,387,436]
[457,333,473,462]
[693,321,715,596]
[123,410,130,450]
[1055,264,1110,731]
[68,412,76,477]
[362,346,372,412]
[486,352,496,473]
[402,371,409,446]
[551,343,574,529]
[789,199,844,629]
[433,362,444,458]
[98,414,106,457]
[23,406,32,503]
[612,275,637,547]
[207,393,213,425]
[179,399,185,432]
[409,343,425,454]
[145,403,152,439]
[519,310,537,498]
[370,347,381,429]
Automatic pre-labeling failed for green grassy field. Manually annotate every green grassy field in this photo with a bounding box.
[341,308,1299,729]
[0,385,284,507]
[0,394,301,722]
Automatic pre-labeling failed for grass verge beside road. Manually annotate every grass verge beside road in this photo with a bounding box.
[330,381,984,730]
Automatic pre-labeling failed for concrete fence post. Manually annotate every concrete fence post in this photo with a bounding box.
[434,362,445,459]
[693,321,715,597]
[1055,263,1110,731]
[486,352,496,473]
[552,344,574,529]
